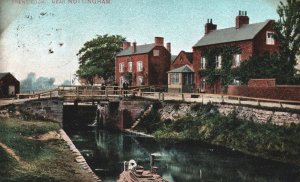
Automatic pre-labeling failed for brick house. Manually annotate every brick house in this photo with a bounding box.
[115,37,171,86]
[0,72,20,98]
[168,51,194,93]
[193,11,279,93]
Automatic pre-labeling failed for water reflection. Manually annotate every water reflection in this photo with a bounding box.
[67,128,300,182]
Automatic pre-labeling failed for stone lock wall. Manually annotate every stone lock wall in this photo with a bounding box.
[159,102,300,126]
[17,98,63,123]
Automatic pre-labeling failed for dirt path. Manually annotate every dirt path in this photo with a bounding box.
[0,142,21,162]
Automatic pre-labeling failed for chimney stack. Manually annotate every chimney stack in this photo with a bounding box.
[205,19,217,34]
[236,10,249,29]
[155,37,164,46]
[132,41,136,53]
[166,42,171,53]
[122,41,131,50]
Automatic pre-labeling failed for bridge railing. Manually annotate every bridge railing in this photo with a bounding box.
[17,89,59,99]
[139,92,300,110]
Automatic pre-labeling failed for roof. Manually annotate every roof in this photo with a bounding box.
[168,65,194,73]
[185,52,193,63]
[116,43,156,56]
[172,51,193,63]
[194,20,271,47]
[171,55,177,62]
[0,73,10,80]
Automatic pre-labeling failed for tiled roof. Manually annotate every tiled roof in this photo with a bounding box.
[168,65,194,73]
[0,73,10,80]
[116,43,156,56]
[194,20,271,47]
[185,52,193,63]
[171,55,177,62]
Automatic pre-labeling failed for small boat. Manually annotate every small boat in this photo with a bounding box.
[117,159,168,182]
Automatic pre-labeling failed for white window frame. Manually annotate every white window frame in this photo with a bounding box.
[200,79,206,92]
[153,50,160,56]
[137,76,144,86]
[137,61,143,72]
[128,62,132,72]
[266,31,275,45]
[200,57,206,69]
[170,73,179,84]
[234,54,241,67]
[216,55,222,69]
[119,62,124,73]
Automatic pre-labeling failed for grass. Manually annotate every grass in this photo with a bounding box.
[135,103,300,165]
[0,117,94,181]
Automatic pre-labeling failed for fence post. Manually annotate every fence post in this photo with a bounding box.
[202,95,204,104]
[162,92,164,102]
[221,95,224,103]
[182,93,185,101]
[238,97,241,104]
[50,91,52,98]
[105,88,108,97]
[257,100,260,106]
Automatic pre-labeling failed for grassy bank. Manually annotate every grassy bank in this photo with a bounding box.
[0,117,95,181]
[135,103,300,165]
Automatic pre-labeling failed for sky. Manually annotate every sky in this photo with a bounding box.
[0,0,282,84]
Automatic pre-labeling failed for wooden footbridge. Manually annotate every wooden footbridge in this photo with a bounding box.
[13,85,300,109]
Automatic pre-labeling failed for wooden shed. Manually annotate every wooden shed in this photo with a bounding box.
[0,73,20,98]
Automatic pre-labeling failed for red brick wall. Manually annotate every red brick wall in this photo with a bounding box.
[148,46,171,85]
[228,85,300,101]
[115,54,149,86]
[171,51,193,70]
[248,79,276,87]
[253,20,279,55]
[193,40,253,91]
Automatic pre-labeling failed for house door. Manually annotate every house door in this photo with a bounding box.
[9,85,15,95]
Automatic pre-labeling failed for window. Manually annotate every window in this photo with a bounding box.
[233,79,241,85]
[137,61,143,72]
[180,58,183,62]
[170,73,179,84]
[266,31,275,45]
[120,76,125,86]
[153,50,160,56]
[216,56,222,69]
[234,54,241,67]
[183,73,193,85]
[137,76,144,86]
[119,63,124,73]
[200,79,206,92]
[200,57,206,69]
[128,62,132,72]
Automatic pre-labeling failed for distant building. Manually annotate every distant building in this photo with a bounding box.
[115,37,171,86]
[168,51,194,93]
[0,73,20,98]
[193,11,279,93]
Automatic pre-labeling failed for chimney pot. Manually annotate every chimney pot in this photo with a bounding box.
[132,42,137,53]
[154,37,164,46]
[236,10,249,29]
[166,42,171,53]
[205,19,217,34]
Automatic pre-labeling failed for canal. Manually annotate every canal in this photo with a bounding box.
[63,106,300,182]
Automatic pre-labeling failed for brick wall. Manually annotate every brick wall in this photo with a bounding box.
[148,46,171,85]
[228,85,300,101]
[248,79,276,87]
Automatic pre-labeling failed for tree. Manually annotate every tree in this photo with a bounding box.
[76,34,126,85]
[273,0,300,83]
[236,53,282,84]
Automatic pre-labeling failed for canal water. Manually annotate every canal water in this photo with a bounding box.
[63,106,300,182]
